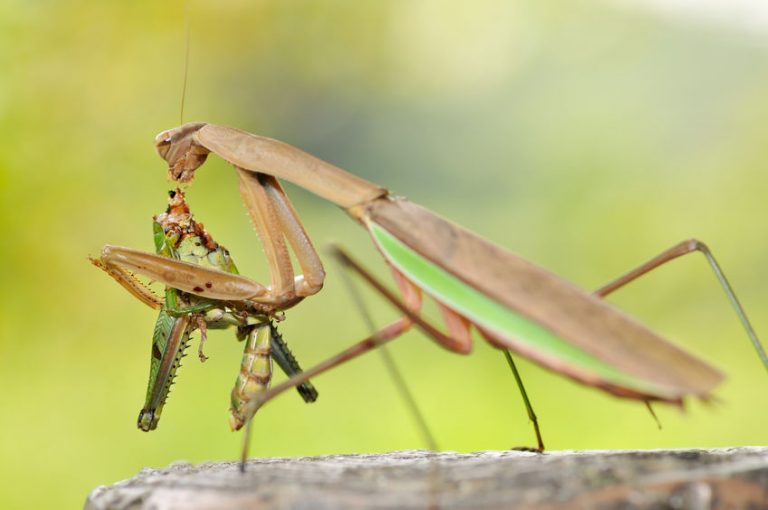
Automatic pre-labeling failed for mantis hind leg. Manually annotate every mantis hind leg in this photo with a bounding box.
[593,239,767,372]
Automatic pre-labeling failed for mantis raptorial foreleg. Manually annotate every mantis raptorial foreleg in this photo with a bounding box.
[155,124,327,306]
[96,169,325,312]
[97,245,270,302]
[90,258,164,310]
[236,169,325,300]
[236,169,295,302]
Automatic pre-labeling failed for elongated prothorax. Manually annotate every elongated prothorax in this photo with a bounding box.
[156,123,388,210]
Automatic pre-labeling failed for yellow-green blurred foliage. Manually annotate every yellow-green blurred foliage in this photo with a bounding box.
[2,1,767,508]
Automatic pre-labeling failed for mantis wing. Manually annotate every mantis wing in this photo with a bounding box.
[366,198,723,402]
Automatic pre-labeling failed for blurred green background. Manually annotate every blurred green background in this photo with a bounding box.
[2,1,768,508]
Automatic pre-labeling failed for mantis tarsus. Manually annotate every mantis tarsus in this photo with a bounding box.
[92,188,317,432]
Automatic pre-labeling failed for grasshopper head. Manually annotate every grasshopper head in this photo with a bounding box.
[137,407,160,431]
[155,122,210,183]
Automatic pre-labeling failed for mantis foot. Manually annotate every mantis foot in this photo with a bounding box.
[511,446,544,454]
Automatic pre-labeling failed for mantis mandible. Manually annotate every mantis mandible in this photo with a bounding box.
[105,121,767,454]
[92,188,317,431]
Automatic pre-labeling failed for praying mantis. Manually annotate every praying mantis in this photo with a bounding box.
[97,121,768,456]
[92,188,317,432]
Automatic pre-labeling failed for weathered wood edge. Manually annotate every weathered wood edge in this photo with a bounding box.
[85,447,768,510]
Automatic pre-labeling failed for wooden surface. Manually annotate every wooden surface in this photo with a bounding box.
[85,447,768,509]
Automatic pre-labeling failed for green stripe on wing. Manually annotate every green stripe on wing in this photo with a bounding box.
[368,220,676,398]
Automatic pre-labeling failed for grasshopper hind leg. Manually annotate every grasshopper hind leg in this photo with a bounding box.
[229,321,320,432]
[268,323,318,403]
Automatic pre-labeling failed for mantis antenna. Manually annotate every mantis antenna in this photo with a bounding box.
[179,1,192,124]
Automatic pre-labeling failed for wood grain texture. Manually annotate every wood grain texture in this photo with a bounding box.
[84,447,768,510]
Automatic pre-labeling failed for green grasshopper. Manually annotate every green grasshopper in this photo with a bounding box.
[92,188,317,432]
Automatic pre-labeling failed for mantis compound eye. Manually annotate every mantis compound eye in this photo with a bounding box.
[155,138,171,160]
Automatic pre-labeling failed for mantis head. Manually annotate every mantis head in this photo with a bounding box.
[155,122,210,183]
